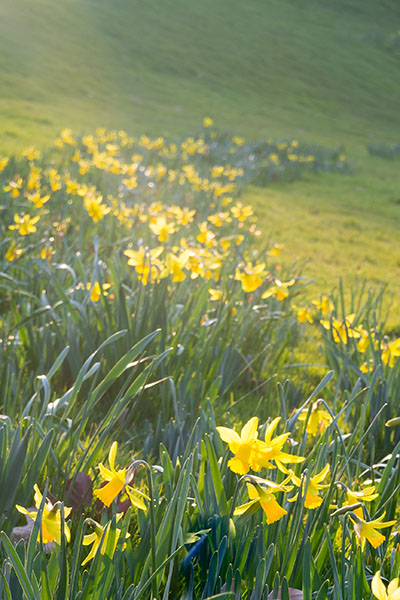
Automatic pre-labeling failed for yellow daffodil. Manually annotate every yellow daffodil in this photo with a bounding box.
[82,515,129,565]
[231,202,253,222]
[268,243,284,257]
[9,214,40,235]
[217,417,261,475]
[0,157,9,171]
[290,465,330,509]
[234,262,267,293]
[16,485,71,545]
[88,281,112,302]
[292,305,313,324]
[94,442,127,507]
[27,192,50,208]
[351,512,396,550]
[320,314,360,344]
[253,417,304,473]
[262,279,295,302]
[149,215,176,242]
[208,288,223,301]
[234,476,293,524]
[298,400,332,436]
[344,485,378,519]
[372,571,400,600]
[203,117,213,128]
[381,338,400,368]
[311,296,333,316]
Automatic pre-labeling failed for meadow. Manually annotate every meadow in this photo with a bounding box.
[1,0,400,598]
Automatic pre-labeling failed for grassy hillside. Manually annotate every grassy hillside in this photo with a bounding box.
[1,0,400,320]
[1,0,399,148]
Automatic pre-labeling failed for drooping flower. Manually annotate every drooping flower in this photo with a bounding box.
[16,485,71,545]
[81,515,129,565]
[289,464,330,509]
[234,476,293,524]
[343,485,378,519]
[371,571,400,600]
[351,512,396,550]
[262,278,295,301]
[320,314,361,344]
[298,400,332,436]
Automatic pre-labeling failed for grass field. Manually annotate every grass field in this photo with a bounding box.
[2,0,400,316]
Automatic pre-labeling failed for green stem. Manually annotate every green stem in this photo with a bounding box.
[132,460,157,599]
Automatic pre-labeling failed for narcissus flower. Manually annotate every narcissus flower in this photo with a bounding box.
[234,476,293,524]
[94,442,126,507]
[320,314,361,344]
[217,417,261,475]
[93,442,147,510]
[203,117,213,128]
[351,512,396,550]
[311,296,333,316]
[289,464,330,509]
[88,281,111,302]
[372,571,400,600]
[298,400,332,436]
[234,262,267,293]
[344,485,378,519]
[9,214,40,235]
[82,515,129,565]
[262,279,295,301]
[16,485,71,544]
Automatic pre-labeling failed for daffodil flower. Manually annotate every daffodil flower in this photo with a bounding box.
[344,485,378,519]
[217,417,260,475]
[82,515,129,565]
[372,571,400,600]
[254,417,305,473]
[234,476,293,524]
[93,442,148,510]
[350,511,396,550]
[16,485,71,545]
[289,464,330,509]
[93,442,126,507]
[298,400,332,436]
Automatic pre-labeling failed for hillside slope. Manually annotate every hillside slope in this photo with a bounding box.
[1,0,399,149]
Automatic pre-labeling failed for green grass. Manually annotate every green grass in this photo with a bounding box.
[1,0,400,316]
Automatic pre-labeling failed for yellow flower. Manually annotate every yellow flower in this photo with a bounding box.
[344,485,378,519]
[381,338,400,368]
[9,214,40,236]
[22,147,41,162]
[149,215,176,242]
[351,512,396,550]
[93,442,127,507]
[254,417,304,473]
[311,296,333,316]
[217,417,261,475]
[290,464,330,509]
[231,202,253,222]
[208,288,223,301]
[0,157,9,171]
[320,314,361,344]
[372,571,400,600]
[83,192,110,222]
[298,400,332,436]
[88,281,112,302]
[292,305,313,324]
[27,192,50,208]
[234,262,267,293]
[124,246,164,286]
[268,243,284,257]
[82,515,129,566]
[16,485,71,545]
[262,279,295,301]
[203,117,214,128]
[234,477,293,524]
